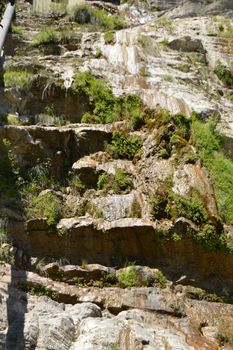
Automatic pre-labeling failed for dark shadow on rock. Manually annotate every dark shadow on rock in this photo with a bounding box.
[6,266,28,350]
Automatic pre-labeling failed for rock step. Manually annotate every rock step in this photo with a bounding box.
[1,263,230,349]
[8,217,233,295]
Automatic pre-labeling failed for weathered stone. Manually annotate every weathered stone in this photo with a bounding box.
[168,36,205,52]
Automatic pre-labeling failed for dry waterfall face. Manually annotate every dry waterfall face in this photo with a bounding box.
[0,0,233,349]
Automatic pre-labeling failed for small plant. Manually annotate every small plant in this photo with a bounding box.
[27,192,62,226]
[217,333,230,346]
[114,169,132,191]
[69,4,125,31]
[214,60,233,87]
[81,259,88,268]
[23,283,58,301]
[191,116,233,224]
[95,49,102,58]
[6,114,21,125]
[72,277,85,287]
[104,31,115,45]
[97,173,108,190]
[160,38,169,47]
[164,75,173,82]
[172,232,182,242]
[107,131,142,160]
[118,264,139,288]
[195,224,226,251]
[11,24,24,36]
[169,191,209,225]
[73,71,120,124]
[156,271,167,288]
[122,94,145,130]
[4,70,33,90]
[151,195,169,219]
[32,27,59,46]
[57,227,69,237]
[69,174,86,194]
[137,34,149,48]
[154,16,173,29]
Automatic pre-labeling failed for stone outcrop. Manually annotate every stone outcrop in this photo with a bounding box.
[1,0,233,349]
[1,263,233,349]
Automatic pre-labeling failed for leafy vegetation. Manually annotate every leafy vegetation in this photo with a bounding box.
[69,174,86,195]
[214,60,233,87]
[104,31,115,45]
[151,190,209,224]
[118,265,139,288]
[114,169,132,191]
[68,4,125,31]
[72,71,147,126]
[97,169,132,193]
[191,116,233,224]
[32,27,59,46]
[27,192,62,226]
[73,71,121,124]
[22,283,58,301]
[4,70,33,90]
[107,131,142,160]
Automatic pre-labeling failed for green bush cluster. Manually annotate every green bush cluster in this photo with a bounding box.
[107,131,142,160]
[69,4,125,31]
[97,169,132,192]
[191,116,233,224]
[72,71,146,126]
[0,139,19,196]
[69,174,86,194]
[27,192,62,226]
[214,61,233,87]
[22,283,58,301]
[170,192,209,225]
[151,190,208,225]
[73,71,120,124]
[4,70,33,90]
[32,27,59,46]
[104,31,115,45]
[118,265,139,288]
[147,109,191,159]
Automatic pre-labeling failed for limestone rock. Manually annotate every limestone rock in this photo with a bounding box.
[168,36,205,52]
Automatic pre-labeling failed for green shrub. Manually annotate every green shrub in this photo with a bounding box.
[151,195,169,219]
[11,24,25,36]
[195,224,225,250]
[114,169,132,191]
[214,61,233,87]
[97,170,132,193]
[32,27,59,46]
[73,71,147,126]
[23,283,58,300]
[6,114,21,125]
[118,265,139,288]
[95,49,103,58]
[69,4,125,30]
[191,117,233,224]
[97,173,108,190]
[156,271,167,288]
[69,174,86,194]
[28,192,62,226]
[4,71,33,90]
[169,192,209,225]
[104,31,115,45]
[73,71,120,124]
[107,131,142,160]
[122,94,145,130]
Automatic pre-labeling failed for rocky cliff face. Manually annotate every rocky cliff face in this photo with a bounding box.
[0,0,233,349]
